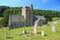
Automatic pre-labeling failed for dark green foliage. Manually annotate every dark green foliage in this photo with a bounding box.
[0,17,3,26]
[2,7,22,26]
[0,6,10,17]
[33,9,60,21]
[0,6,60,27]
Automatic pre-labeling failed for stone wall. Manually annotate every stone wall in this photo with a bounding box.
[8,15,24,29]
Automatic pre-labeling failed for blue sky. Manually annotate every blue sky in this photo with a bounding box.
[0,0,60,11]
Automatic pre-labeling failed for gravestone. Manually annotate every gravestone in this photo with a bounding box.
[22,30,26,34]
[33,23,38,34]
[33,18,40,34]
[47,22,50,26]
[52,25,56,32]
[41,30,45,36]
[53,21,58,24]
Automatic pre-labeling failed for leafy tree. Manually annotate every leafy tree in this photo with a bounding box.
[0,6,10,17]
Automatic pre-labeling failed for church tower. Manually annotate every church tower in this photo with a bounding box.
[30,4,33,26]
[22,4,33,26]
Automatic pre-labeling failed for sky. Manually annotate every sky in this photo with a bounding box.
[0,0,60,11]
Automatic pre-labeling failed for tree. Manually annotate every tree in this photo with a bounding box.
[0,6,10,17]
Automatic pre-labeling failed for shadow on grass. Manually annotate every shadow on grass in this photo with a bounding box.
[37,32,47,36]
[6,37,13,39]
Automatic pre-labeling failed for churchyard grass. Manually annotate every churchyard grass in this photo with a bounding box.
[0,21,60,40]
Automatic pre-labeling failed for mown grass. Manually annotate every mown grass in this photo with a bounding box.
[0,21,60,40]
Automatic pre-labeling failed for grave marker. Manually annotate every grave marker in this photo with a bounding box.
[22,30,26,34]
[52,25,56,32]
[41,30,45,36]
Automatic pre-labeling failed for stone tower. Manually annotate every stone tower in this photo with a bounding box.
[8,15,12,29]
[22,4,33,26]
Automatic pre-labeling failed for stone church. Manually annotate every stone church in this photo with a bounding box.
[8,4,46,29]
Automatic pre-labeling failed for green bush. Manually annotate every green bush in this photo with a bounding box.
[0,17,3,26]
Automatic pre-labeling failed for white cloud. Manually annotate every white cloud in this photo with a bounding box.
[41,0,50,3]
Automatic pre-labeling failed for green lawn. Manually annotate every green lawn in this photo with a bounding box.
[0,21,60,40]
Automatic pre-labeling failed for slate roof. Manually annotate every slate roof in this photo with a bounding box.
[36,16,46,20]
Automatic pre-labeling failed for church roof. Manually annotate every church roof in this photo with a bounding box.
[36,16,46,20]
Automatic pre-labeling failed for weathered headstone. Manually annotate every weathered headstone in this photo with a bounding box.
[53,21,58,24]
[47,22,50,26]
[34,18,41,34]
[41,30,45,36]
[22,30,26,34]
[33,24,38,34]
[33,18,40,34]
[52,25,56,32]
[48,22,50,24]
